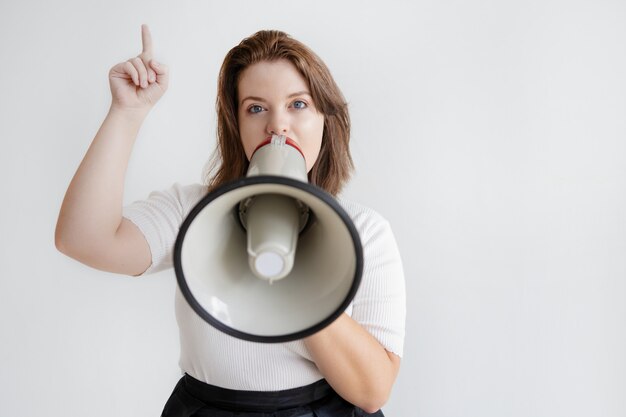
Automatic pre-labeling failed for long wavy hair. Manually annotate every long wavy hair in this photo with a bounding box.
[204,30,353,196]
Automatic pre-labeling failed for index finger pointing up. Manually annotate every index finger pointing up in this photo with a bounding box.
[141,24,153,56]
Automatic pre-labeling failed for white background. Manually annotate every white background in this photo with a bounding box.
[1,0,625,416]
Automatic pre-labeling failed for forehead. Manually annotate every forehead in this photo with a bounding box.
[238,59,309,99]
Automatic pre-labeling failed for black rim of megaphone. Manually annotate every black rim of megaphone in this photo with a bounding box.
[173,175,364,344]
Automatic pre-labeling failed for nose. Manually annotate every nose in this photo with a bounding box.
[266,110,289,136]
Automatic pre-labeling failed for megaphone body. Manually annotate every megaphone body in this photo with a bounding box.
[239,135,310,282]
[174,134,363,343]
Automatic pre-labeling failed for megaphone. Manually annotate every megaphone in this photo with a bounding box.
[174,134,363,343]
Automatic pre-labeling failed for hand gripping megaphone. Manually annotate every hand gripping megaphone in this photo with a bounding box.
[174,134,363,343]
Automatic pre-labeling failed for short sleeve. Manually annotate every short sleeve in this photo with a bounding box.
[122,183,207,275]
[343,203,406,357]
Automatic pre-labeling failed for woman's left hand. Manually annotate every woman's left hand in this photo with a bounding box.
[303,313,401,414]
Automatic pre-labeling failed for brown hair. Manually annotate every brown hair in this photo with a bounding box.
[205,30,353,196]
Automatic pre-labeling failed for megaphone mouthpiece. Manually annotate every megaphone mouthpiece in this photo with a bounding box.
[238,138,311,281]
[246,135,308,182]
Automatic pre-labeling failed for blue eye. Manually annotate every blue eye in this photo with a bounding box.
[248,105,263,114]
[292,100,307,109]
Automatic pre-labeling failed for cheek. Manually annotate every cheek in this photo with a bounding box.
[305,148,321,172]
[304,116,324,171]
[237,115,257,161]
[298,112,324,139]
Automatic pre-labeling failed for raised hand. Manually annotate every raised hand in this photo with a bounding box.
[108,24,169,112]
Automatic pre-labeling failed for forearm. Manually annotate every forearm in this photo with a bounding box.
[304,313,400,413]
[55,106,147,251]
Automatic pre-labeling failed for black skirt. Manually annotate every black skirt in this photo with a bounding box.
[161,373,384,417]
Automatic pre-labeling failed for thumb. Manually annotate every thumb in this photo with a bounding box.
[150,60,169,89]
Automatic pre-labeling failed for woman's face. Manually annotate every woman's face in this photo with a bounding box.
[237,59,324,172]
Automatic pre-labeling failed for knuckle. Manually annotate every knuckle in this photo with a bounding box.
[123,63,137,78]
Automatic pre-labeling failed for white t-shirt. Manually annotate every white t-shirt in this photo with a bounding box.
[123,182,405,390]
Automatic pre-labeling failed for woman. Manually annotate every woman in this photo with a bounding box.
[55,25,405,416]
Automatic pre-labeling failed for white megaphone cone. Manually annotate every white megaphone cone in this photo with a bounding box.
[174,135,363,343]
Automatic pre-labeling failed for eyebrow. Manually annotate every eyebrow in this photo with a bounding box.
[240,91,312,106]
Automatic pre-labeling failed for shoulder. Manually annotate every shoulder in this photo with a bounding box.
[335,198,392,239]
[130,182,208,214]
[335,198,401,259]
[153,182,208,207]
[122,182,208,236]
[121,183,209,275]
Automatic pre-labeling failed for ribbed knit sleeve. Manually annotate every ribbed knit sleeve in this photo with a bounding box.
[340,200,406,358]
[122,183,207,274]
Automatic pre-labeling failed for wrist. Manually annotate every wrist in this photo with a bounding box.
[108,104,150,123]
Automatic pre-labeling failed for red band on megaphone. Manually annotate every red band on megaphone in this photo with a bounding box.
[251,137,305,160]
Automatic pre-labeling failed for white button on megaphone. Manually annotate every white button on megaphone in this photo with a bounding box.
[174,135,363,343]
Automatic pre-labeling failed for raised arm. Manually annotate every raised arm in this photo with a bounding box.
[55,24,169,276]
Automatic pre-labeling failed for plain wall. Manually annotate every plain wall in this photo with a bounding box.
[1,0,625,416]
